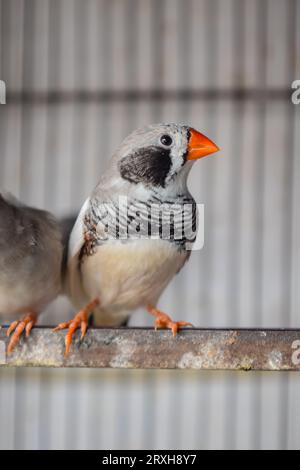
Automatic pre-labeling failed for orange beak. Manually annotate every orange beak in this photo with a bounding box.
[187,128,220,160]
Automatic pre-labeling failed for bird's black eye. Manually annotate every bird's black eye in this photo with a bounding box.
[160,134,173,147]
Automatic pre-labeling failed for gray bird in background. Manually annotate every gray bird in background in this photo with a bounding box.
[0,193,63,353]
[56,123,219,355]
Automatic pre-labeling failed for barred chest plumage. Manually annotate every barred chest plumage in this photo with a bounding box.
[79,191,198,265]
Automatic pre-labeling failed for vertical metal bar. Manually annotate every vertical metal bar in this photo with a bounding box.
[125,0,138,90]
[224,0,246,451]
[12,0,29,450]
[0,0,6,188]
[198,0,219,328]
[139,0,167,449]
[44,0,61,212]
[251,0,268,451]
[278,0,297,452]
[196,0,219,450]
[114,0,139,449]
[169,0,191,449]
[151,0,164,96]
[70,0,88,207]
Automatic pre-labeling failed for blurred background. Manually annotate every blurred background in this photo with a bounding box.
[0,0,300,450]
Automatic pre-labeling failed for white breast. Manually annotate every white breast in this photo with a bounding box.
[68,238,187,325]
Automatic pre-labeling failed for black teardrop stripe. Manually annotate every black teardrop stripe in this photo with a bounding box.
[119,146,172,188]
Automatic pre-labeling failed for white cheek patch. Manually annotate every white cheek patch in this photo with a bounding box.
[165,130,188,184]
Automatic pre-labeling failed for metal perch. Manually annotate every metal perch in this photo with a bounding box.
[1,326,300,370]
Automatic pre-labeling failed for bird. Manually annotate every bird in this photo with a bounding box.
[55,123,219,355]
[0,193,63,353]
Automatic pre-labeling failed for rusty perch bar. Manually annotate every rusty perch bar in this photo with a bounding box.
[0,327,300,371]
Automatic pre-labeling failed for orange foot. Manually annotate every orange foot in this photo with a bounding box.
[147,305,193,336]
[53,299,99,356]
[7,312,37,354]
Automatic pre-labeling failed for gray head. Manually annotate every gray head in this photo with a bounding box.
[93,123,219,202]
[112,123,219,190]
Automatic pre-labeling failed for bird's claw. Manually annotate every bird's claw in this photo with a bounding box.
[6,313,37,354]
[148,305,193,336]
[155,318,193,336]
[54,298,99,357]
[53,310,88,357]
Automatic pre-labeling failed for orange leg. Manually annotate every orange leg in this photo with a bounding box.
[53,299,99,356]
[147,304,193,336]
[7,312,37,354]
